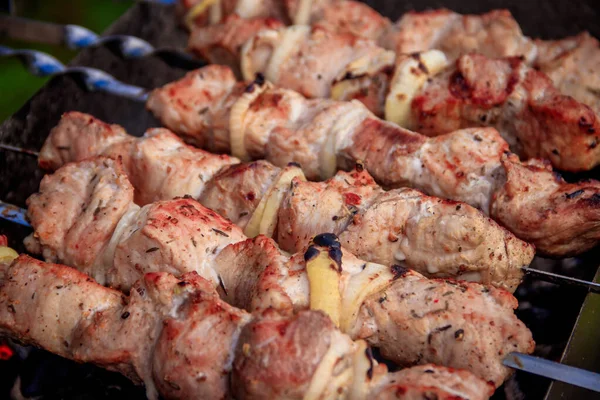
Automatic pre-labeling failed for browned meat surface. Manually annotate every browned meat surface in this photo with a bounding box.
[188,14,284,75]
[380,9,537,63]
[25,157,134,277]
[0,255,495,399]
[38,112,132,170]
[535,32,600,115]
[408,53,600,172]
[491,155,600,257]
[311,0,390,40]
[356,266,535,388]
[40,112,239,205]
[372,364,494,399]
[181,0,290,27]
[147,65,600,256]
[39,114,534,290]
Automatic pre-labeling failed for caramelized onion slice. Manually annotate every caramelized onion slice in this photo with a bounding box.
[385,50,449,127]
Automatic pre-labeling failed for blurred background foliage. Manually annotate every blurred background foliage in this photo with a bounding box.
[0,0,133,121]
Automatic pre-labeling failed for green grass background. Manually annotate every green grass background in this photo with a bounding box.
[0,0,133,122]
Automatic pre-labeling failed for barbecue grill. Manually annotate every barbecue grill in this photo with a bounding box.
[0,1,599,399]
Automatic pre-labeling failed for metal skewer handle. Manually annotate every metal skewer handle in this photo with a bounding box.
[0,15,205,69]
[0,45,148,101]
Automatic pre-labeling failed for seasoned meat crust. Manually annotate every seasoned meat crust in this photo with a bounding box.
[0,255,494,399]
[40,112,534,290]
[146,65,600,256]
[408,53,600,172]
[380,9,536,63]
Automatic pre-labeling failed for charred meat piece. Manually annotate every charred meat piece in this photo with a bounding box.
[403,53,600,172]
[535,32,600,115]
[380,9,536,63]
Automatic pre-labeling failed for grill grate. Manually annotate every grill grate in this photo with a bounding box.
[0,2,599,399]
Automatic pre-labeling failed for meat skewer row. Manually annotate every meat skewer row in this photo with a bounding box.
[184,0,600,116]
[23,157,535,387]
[41,111,534,291]
[188,16,600,172]
[0,252,495,400]
[145,64,600,256]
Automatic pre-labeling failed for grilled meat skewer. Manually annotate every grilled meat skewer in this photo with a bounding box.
[185,0,600,117]
[0,254,495,399]
[40,111,533,291]
[23,157,535,387]
[145,64,600,256]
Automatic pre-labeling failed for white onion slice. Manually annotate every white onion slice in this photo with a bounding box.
[293,0,313,25]
[385,49,449,128]
[349,340,374,400]
[307,247,342,327]
[340,262,394,334]
[184,0,219,29]
[258,166,306,237]
[304,331,353,400]
[243,165,305,238]
[320,102,370,179]
[229,81,272,161]
[265,25,310,83]
[0,246,18,264]
[240,29,281,81]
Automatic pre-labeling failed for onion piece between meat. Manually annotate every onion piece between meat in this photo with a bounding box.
[259,165,306,237]
[0,246,18,265]
[265,25,311,83]
[385,50,449,127]
[306,244,342,327]
[340,262,395,334]
[320,102,370,179]
[229,81,272,161]
[304,330,354,400]
[331,49,395,101]
[240,29,281,81]
[184,0,220,29]
[293,0,313,25]
[350,340,375,399]
[243,164,306,238]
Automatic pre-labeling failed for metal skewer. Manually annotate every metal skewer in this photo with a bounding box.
[0,45,149,101]
[0,16,206,69]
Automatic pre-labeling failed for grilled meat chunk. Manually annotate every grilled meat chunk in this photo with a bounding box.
[371,364,494,399]
[39,114,534,290]
[24,157,135,276]
[356,266,535,388]
[380,9,536,63]
[405,53,600,172]
[40,112,238,204]
[491,155,600,257]
[277,169,530,291]
[535,32,600,115]
[147,66,600,255]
